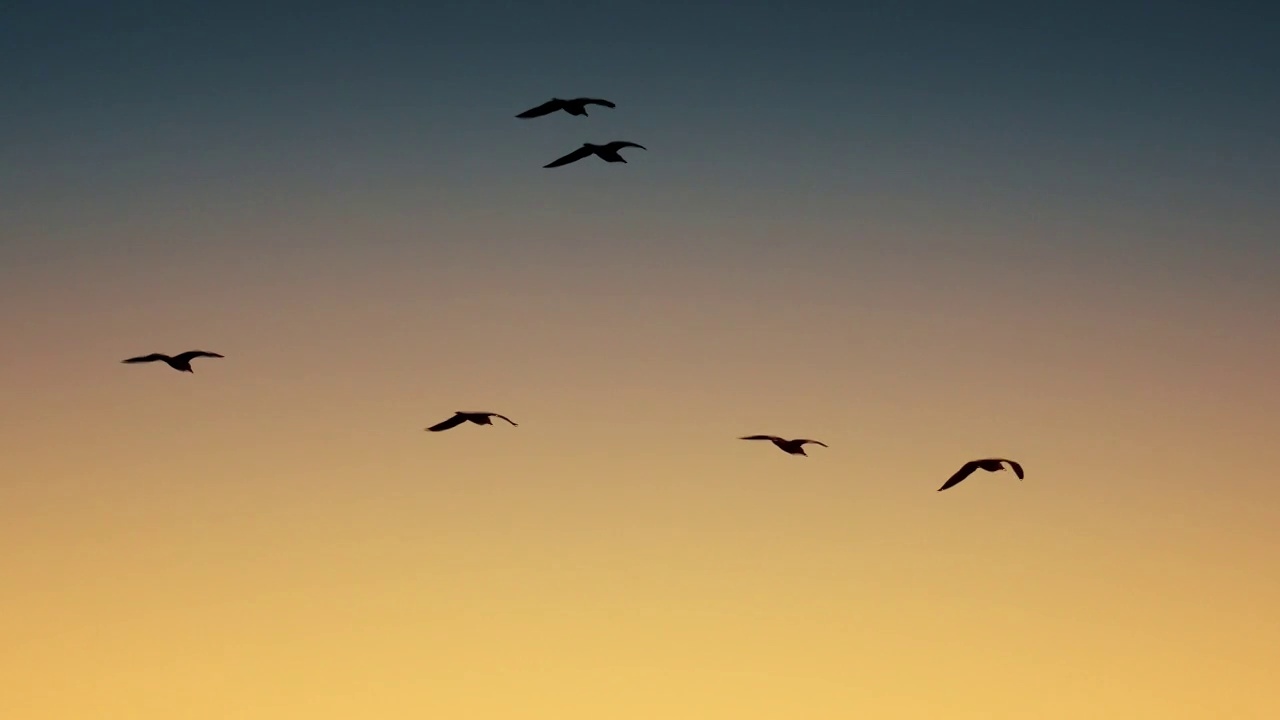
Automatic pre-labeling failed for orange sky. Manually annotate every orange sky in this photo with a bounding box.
[4,3,1280,716]
[3,211,1278,718]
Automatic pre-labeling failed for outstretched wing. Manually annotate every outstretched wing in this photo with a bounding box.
[543,145,595,168]
[516,99,564,118]
[799,439,828,448]
[581,98,616,108]
[609,141,646,151]
[1002,459,1025,480]
[938,460,980,492]
[739,435,781,442]
[175,350,224,362]
[489,413,518,426]
[425,413,467,432]
[121,353,168,364]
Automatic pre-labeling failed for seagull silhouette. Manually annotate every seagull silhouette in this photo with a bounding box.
[516,97,616,119]
[937,458,1025,492]
[543,141,646,168]
[121,350,224,373]
[739,435,828,456]
[425,411,519,433]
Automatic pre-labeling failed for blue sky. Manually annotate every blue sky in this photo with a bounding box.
[3,1,1276,295]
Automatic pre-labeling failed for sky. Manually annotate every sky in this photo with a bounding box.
[2,1,1279,718]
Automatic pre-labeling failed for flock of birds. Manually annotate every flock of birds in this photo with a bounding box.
[118,96,1028,495]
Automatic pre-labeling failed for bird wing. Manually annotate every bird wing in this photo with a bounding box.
[543,145,596,168]
[425,413,467,432]
[121,353,168,364]
[489,413,518,426]
[175,350,224,362]
[800,439,828,447]
[938,461,980,491]
[1002,459,1025,479]
[609,141,646,150]
[740,435,782,442]
[516,99,563,118]
[581,98,616,108]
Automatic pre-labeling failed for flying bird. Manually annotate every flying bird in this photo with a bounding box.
[425,411,519,433]
[516,97,616,118]
[739,435,828,456]
[543,141,646,168]
[937,458,1025,492]
[121,350,224,373]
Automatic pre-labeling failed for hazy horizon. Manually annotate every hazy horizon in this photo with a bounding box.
[3,1,1278,718]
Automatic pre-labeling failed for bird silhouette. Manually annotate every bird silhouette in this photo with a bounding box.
[121,350,224,373]
[937,458,1025,491]
[516,97,616,119]
[739,435,828,456]
[543,141,646,168]
[425,411,519,433]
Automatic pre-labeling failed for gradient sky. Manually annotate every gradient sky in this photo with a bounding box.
[3,2,1279,718]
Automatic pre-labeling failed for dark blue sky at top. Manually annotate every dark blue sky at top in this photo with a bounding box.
[2,0,1277,277]
[7,1,1276,124]
[6,2,1274,110]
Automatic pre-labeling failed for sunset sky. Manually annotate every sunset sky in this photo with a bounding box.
[3,2,1278,718]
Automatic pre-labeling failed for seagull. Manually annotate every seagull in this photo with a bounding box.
[516,97,616,119]
[425,411,519,433]
[739,435,828,456]
[937,458,1025,492]
[121,350,224,373]
[543,141,646,168]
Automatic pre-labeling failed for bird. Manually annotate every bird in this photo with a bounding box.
[121,350,224,373]
[425,411,519,433]
[739,435,828,456]
[543,141,646,168]
[516,97,616,119]
[937,458,1025,492]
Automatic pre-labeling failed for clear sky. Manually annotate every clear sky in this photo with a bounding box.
[3,2,1279,718]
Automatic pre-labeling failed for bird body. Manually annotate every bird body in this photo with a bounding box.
[121,350,224,373]
[425,411,518,433]
[937,458,1025,491]
[543,141,646,168]
[516,97,616,118]
[739,435,828,456]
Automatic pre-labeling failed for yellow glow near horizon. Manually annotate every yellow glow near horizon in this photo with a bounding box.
[2,210,1278,719]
